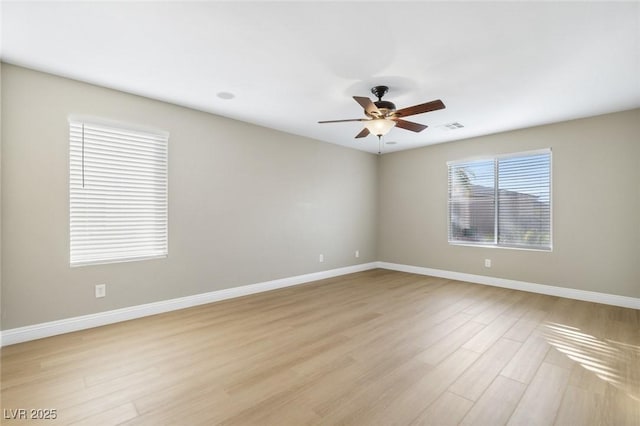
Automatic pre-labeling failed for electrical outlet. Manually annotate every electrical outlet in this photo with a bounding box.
[95,284,106,298]
[355,250,360,258]
[484,259,492,268]
[319,254,324,263]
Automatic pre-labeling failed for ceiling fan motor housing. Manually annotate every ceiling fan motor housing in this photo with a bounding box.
[370,86,396,117]
[373,100,396,117]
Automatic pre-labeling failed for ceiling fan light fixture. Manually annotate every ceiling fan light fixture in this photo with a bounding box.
[364,118,396,136]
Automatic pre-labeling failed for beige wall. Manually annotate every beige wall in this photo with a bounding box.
[0,64,378,329]
[378,109,640,298]
[0,62,3,326]
[2,63,638,331]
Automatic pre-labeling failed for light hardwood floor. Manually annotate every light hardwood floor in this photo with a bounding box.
[1,269,639,425]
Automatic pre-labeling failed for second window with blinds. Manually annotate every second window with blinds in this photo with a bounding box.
[448,149,552,251]
[69,120,169,267]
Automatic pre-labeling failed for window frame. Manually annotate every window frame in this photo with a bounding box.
[69,118,169,267]
[447,148,552,252]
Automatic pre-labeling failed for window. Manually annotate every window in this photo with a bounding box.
[448,149,551,250]
[69,120,168,266]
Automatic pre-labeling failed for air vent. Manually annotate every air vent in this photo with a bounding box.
[443,122,464,130]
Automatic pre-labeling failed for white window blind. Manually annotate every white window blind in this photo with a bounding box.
[70,120,168,266]
[448,150,551,250]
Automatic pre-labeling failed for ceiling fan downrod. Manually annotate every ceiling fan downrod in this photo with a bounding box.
[371,86,396,115]
[371,85,389,102]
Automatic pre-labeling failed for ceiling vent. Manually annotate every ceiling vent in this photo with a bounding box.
[443,122,464,130]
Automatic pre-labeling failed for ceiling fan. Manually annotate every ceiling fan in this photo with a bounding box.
[319,85,445,139]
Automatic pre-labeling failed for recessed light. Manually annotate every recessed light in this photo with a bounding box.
[216,92,235,100]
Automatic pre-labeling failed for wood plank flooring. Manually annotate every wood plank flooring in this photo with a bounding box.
[1,269,639,425]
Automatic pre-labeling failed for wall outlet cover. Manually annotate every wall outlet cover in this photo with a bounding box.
[95,284,106,298]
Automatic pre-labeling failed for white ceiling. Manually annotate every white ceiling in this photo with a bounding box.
[2,1,639,154]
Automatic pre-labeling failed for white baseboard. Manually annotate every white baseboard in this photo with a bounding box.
[376,261,640,310]
[0,262,377,346]
[3,261,638,346]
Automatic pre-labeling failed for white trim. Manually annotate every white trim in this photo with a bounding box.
[4,261,638,346]
[376,262,640,310]
[446,148,552,166]
[0,262,377,346]
[67,115,170,138]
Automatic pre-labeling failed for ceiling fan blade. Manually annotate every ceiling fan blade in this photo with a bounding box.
[355,128,370,138]
[395,99,445,117]
[353,96,381,117]
[393,119,428,133]
[318,119,367,124]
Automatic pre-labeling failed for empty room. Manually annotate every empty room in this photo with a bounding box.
[1,1,639,425]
